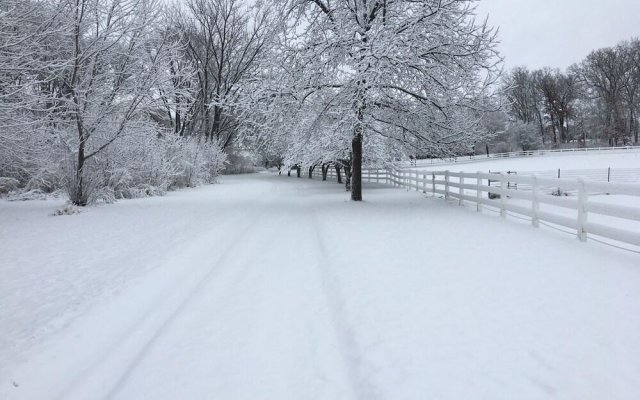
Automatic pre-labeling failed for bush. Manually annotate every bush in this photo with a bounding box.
[2,122,226,205]
[0,177,19,194]
[66,133,227,204]
[222,147,258,174]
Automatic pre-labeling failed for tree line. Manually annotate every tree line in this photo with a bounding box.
[498,39,640,151]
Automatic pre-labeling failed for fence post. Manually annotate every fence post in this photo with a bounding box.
[459,173,464,206]
[577,178,588,242]
[476,172,482,212]
[432,173,436,196]
[445,171,450,200]
[422,173,427,194]
[500,172,506,218]
[415,170,419,192]
[532,175,540,228]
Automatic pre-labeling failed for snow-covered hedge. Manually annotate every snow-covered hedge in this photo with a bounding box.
[72,134,227,204]
[1,127,226,204]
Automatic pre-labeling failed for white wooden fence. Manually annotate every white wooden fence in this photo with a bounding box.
[310,166,640,249]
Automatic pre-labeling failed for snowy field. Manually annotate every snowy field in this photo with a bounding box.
[414,150,640,176]
[1,174,640,399]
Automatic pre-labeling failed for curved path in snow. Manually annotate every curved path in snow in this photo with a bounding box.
[1,174,639,399]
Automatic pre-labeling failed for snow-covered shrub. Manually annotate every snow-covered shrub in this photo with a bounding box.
[222,146,258,175]
[60,126,227,204]
[6,189,52,201]
[164,137,227,188]
[0,123,64,194]
[0,177,19,194]
[508,122,543,151]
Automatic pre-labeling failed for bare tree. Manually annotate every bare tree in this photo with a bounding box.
[538,68,577,144]
[620,39,640,143]
[0,0,69,186]
[171,0,274,148]
[576,47,627,145]
[502,67,546,143]
[57,0,171,205]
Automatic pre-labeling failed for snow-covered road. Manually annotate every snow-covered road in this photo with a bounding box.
[1,174,639,399]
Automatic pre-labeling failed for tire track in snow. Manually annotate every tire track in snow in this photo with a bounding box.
[102,212,270,400]
[106,201,357,399]
[310,210,378,400]
[53,184,279,400]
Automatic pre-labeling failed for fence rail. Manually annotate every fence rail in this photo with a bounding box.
[399,145,640,168]
[309,166,640,249]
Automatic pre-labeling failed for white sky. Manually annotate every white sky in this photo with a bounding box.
[475,0,640,71]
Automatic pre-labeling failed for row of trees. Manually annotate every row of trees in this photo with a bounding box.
[501,39,640,150]
[2,0,502,203]
[249,0,502,200]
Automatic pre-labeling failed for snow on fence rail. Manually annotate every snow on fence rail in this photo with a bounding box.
[400,145,640,168]
[311,167,640,249]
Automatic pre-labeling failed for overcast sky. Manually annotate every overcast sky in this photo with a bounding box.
[475,0,640,71]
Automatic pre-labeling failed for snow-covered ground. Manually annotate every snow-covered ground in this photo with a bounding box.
[414,150,640,175]
[1,174,639,399]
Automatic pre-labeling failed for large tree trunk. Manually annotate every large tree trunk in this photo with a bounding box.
[212,105,222,143]
[537,110,545,144]
[351,133,362,200]
[630,109,638,143]
[296,165,301,178]
[174,95,182,136]
[308,166,314,178]
[335,165,342,183]
[559,117,566,143]
[322,163,328,181]
[345,167,351,191]
[73,136,87,206]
